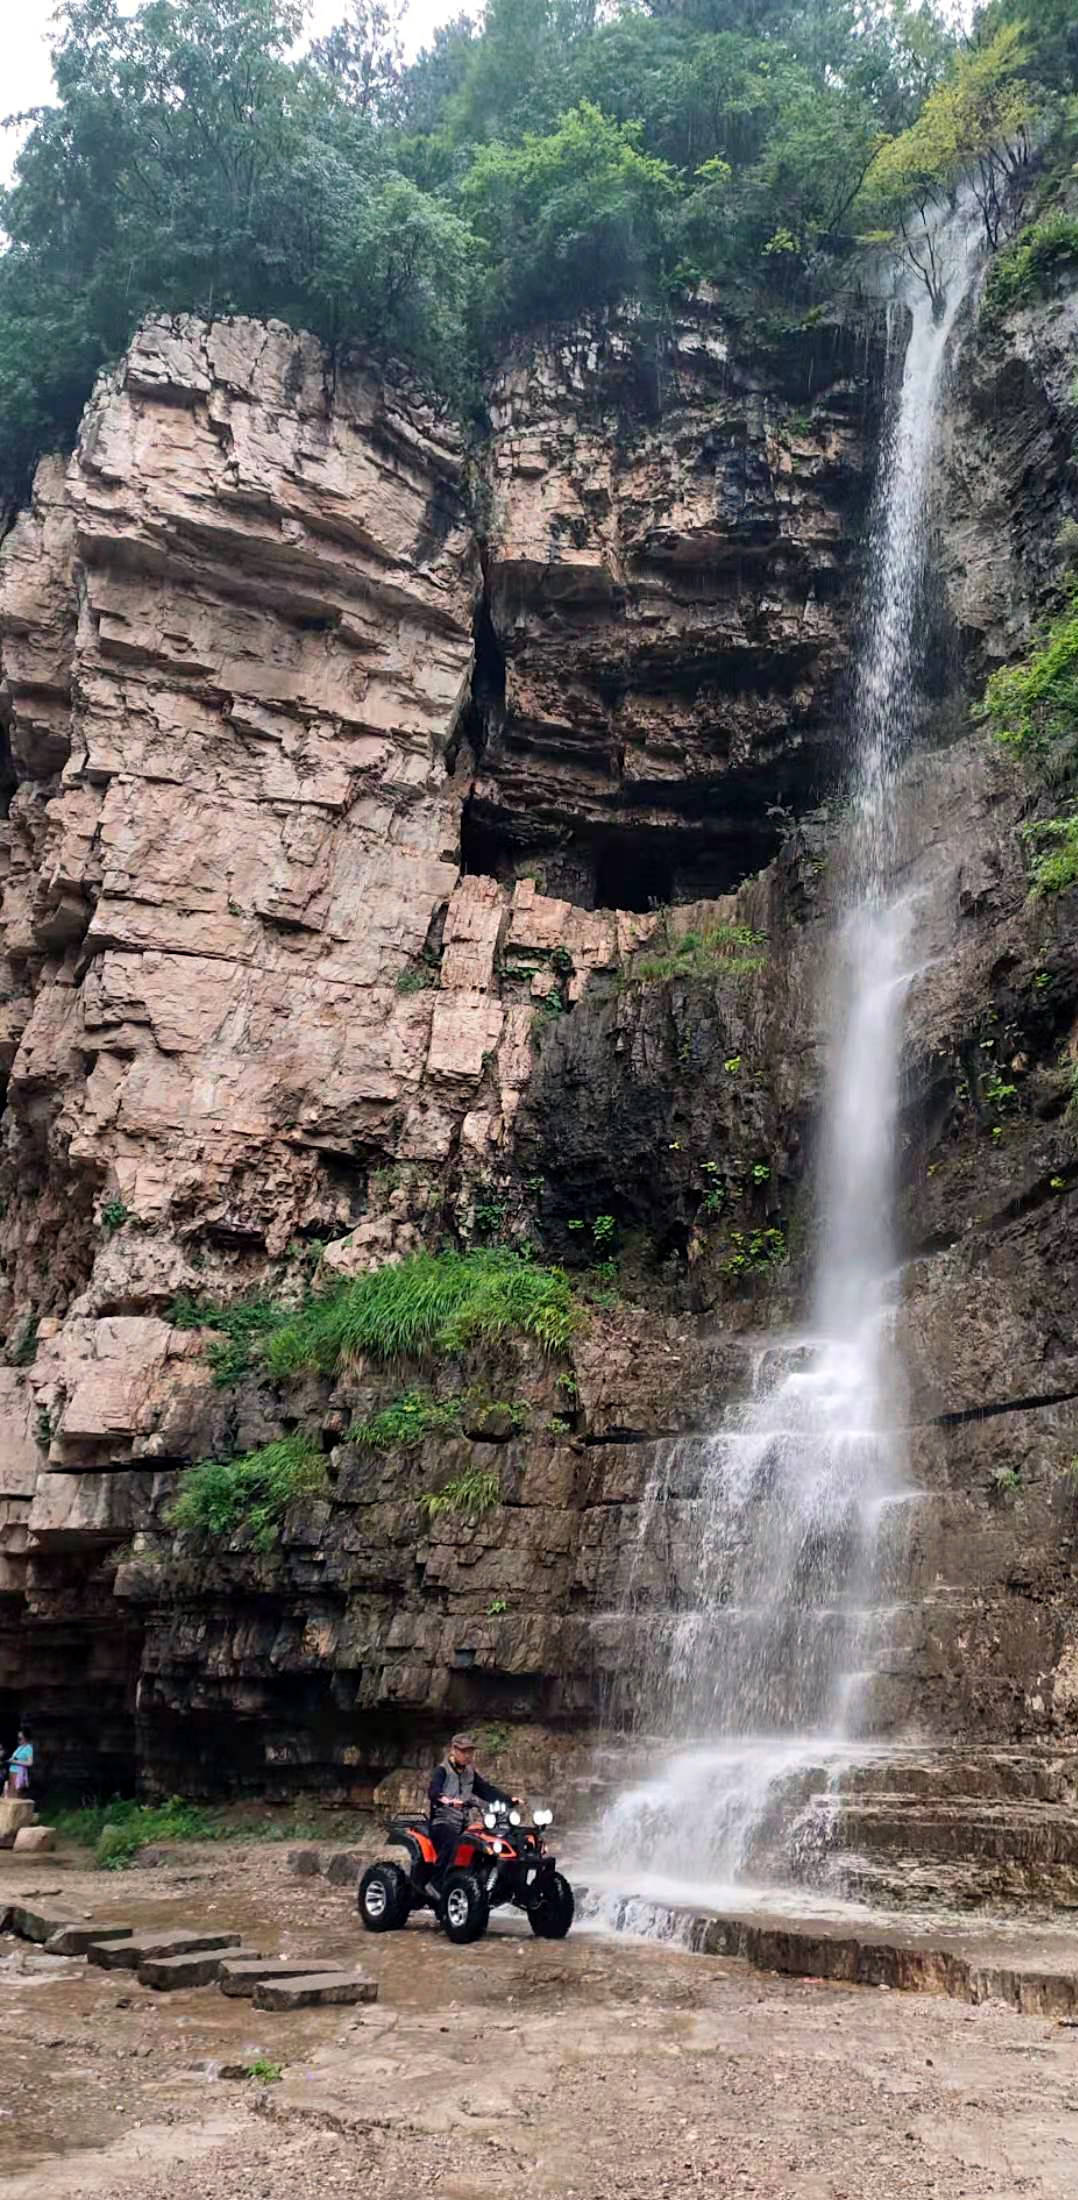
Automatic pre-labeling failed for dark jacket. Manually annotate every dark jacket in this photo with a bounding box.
[429,1760,510,1821]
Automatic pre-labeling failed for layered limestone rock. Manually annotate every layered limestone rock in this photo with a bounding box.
[471,300,888,905]
[2,265,1078,1913]
[0,306,850,1788]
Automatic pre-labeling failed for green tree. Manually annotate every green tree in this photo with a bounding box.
[0,0,476,509]
[460,101,679,344]
[860,21,1039,294]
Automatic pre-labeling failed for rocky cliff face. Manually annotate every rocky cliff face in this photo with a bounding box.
[1,270,1077,1904]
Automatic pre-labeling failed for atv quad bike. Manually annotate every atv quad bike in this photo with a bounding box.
[358,1799,575,1945]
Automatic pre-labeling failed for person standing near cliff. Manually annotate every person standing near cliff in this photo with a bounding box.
[4,1724,33,1797]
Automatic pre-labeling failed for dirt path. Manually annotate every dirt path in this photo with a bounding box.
[3,1843,1078,2199]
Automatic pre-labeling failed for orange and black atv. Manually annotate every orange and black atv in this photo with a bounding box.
[357,1799,575,1944]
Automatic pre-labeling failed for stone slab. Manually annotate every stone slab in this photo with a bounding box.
[46,1922,134,1956]
[9,1901,80,1943]
[88,1928,241,1971]
[253,1971,378,2011]
[584,1887,1078,2018]
[139,1946,260,1992]
[219,1955,348,1998]
[13,1826,55,1853]
[287,1848,322,1877]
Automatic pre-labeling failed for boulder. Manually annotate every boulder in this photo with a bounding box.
[0,1801,37,1851]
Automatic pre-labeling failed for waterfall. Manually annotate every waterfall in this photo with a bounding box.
[587,225,980,1912]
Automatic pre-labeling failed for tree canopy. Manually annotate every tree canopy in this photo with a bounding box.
[0,0,1069,513]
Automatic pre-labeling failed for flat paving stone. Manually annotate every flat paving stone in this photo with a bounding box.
[140,1946,260,1992]
[253,1970,378,2011]
[46,1922,134,1956]
[88,1928,241,1972]
[8,1902,80,1944]
[219,1956,348,1998]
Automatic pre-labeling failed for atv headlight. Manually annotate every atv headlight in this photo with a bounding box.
[533,1807,553,1827]
[508,1808,521,1827]
[484,1810,497,1829]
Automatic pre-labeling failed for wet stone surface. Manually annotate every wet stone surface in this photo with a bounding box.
[2,1842,1078,2198]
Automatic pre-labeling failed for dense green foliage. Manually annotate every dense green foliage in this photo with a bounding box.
[353,1387,466,1448]
[978,585,1078,767]
[168,1432,327,1546]
[622,919,767,987]
[266,1248,580,1376]
[0,0,1071,512]
[51,1792,330,1864]
[169,1289,285,1385]
[981,214,1078,327]
[51,1794,221,1869]
[979,584,1078,897]
[352,1387,529,1448]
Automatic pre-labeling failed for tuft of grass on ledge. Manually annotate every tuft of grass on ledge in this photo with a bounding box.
[169,1292,287,1386]
[620,921,766,989]
[168,1433,327,1550]
[265,1248,580,1378]
[420,1466,500,1520]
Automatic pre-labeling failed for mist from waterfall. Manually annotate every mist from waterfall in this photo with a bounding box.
[588,223,980,1908]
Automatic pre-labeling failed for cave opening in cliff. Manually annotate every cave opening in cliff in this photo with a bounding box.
[595,838,675,913]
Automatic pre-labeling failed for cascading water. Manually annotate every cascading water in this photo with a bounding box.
[587,221,980,1913]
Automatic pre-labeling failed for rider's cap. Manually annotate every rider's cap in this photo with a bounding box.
[451,1732,477,1751]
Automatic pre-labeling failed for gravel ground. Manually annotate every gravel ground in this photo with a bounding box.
[2,1841,1078,2199]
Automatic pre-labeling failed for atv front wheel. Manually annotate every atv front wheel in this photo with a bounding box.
[358,1861,411,1932]
[441,1869,490,1944]
[528,1871,575,1939]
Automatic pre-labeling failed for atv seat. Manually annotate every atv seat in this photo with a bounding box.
[390,1812,432,1837]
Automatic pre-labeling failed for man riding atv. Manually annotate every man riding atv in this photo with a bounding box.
[428,1731,518,1886]
[357,1732,575,1942]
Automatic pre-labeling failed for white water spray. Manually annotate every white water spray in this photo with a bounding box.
[588,227,979,1909]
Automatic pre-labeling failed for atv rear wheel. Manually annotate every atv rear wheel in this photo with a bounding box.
[528,1870,575,1939]
[441,1868,490,1944]
[358,1861,411,1932]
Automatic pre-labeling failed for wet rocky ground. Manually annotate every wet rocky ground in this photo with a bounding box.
[2,1839,1078,2198]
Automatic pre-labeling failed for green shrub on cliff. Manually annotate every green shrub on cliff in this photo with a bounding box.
[979,585,1078,895]
[168,1433,327,1549]
[978,586,1078,765]
[981,214,1078,328]
[353,1388,465,1449]
[1019,815,1078,897]
[622,921,767,989]
[266,1249,580,1376]
[420,1465,500,1520]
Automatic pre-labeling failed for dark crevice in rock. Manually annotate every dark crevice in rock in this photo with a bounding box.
[930,1387,1078,1431]
[583,1426,681,1448]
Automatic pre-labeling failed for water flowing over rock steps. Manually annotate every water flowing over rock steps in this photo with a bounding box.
[577,1886,1078,2020]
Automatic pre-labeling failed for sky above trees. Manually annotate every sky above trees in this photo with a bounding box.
[2,0,478,172]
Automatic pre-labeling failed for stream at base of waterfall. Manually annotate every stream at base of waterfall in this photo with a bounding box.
[584,213,982,1916]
